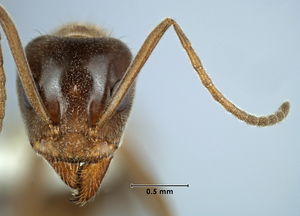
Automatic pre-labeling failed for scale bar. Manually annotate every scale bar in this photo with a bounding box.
[130,183,189,188]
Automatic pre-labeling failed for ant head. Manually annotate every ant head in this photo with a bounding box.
[18,34,134,162]
[16,25,135,203]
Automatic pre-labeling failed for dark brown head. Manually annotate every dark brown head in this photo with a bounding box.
[16,24,135,204]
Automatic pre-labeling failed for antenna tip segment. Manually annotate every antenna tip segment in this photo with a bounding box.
[280,101,290,117]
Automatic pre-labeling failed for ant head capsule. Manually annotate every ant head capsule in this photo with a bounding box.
[16,24,135,204]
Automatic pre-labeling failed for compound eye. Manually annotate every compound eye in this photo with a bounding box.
[22,88,33,110]
[88,80,131,127]
[110,80,131,112]
[109,79,120,98]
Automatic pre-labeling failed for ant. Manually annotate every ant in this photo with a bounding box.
[0,5,289,205]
